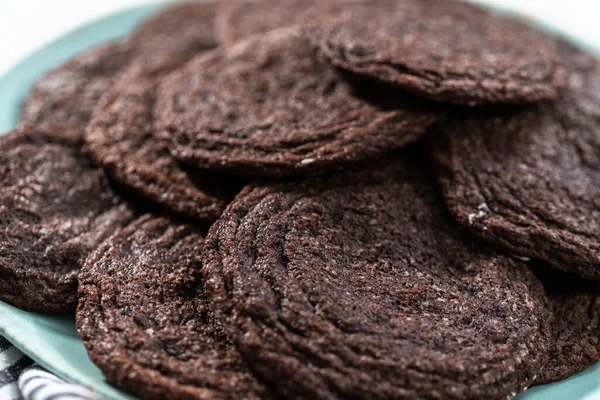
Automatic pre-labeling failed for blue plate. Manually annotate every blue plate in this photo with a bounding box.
[0,2,598,400]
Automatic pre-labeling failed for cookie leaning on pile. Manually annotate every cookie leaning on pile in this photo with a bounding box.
[0,1,597,399]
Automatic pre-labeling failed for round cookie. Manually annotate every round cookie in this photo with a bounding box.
[428,42,600,280]
[305,0,567,104]
[86,67,240,222]
[19,41,134,128]
[19,1,219,129]
[156,28,441,178]
[202,155,552,399]
[533,267,599,385]
[77,215,268,400]
[86,1,235,221]
[0,127,134,313]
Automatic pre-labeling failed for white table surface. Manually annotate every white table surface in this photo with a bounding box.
[0,0,599,78]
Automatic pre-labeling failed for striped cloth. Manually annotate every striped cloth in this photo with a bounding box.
[0,337,98,400]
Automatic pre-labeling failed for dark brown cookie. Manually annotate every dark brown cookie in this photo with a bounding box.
[156,28,441,178]
[19,1,219,129]
[305,0,567,104]
[532,267,600,385]
[202,155,552,399]
[0,127,134,313]
[428,42,600,280]
[128,0,220,74]
[76,215,268,400]
[86,66,239,222]
[19,41,134,128]
[216,0,337,46]
[86,1,235,221]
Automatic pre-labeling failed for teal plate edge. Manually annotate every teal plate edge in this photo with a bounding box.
[0,2,598,400]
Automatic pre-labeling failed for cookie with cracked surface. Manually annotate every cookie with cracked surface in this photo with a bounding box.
[156,27,441,178]
[305,0,567,104]
[19,1,219,128]
[533,266,600,385]
[0,127,134,313]
[129,0,220,73]
[77,215,268,400]
[202,155,552,399]
[86,0,236,221]
[86,66,241,222]
[19,41,134,128]
[428,42,600,280]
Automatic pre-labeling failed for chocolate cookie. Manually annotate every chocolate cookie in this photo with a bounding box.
[77,215,268,400]
[86,67,238,222]
[19,1,219,129]
[156,28,441,178]
[128,0,220,73]
[305,0,567,104]
[216,0,339,47]
[202,155,551,399]
[86,1,234,221]
[0,127,133,313]
[19,41,134,128]
[428,41,600,280]
[533,267,600,385]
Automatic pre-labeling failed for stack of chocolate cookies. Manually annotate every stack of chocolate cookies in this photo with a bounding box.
[2,1,598,399]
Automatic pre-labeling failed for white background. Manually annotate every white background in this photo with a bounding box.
[0,0,599,77]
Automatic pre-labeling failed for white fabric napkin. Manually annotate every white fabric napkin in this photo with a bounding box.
[0,337,98,400]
